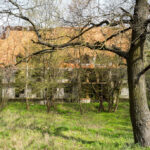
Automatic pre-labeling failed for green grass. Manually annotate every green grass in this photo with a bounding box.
[0,101,149,150]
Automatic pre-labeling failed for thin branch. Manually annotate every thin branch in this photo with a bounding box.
[8,0,23,15]
[109,20,131,26]
[120,7,133,19]
[104,27,131,43]
[144,18,150,27]
[44,35,72,41]
[15,49,56,65]
[67,20,109,43]
[84,43,128,59]
[136,64,150,82]
[0,10,41,39]
[131,32,144,44]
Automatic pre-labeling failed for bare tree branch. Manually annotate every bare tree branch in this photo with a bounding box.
[15,48,56,66]
[84,43,128,58]
[0,9,42,39]
[67,20,109,43]
[136,64,150,82]
[120,7,133,19]
[103,27,131,43]
[144,18,150,28]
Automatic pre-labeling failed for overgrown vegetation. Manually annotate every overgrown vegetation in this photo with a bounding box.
[0,101,148,150]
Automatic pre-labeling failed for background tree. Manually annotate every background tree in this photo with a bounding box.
[0,66,16,110]
[92,54,126,112]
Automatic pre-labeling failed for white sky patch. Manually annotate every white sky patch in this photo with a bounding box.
[0,0,150,27]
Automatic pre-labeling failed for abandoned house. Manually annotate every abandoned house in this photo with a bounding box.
[0,26,130,102]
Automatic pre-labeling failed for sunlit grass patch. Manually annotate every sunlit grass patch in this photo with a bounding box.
[0,101,149,149]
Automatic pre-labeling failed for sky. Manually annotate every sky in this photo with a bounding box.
[0,0,72,27]
[0,0,149,28]
[62,0,71,5]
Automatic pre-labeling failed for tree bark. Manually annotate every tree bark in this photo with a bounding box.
[127,0,150,146]
[98,96,104,112]
[127,57,150,146]
[46,97,51,113]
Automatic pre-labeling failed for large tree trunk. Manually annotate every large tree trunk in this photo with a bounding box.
[127,0,150,146]
[127,59,150,146]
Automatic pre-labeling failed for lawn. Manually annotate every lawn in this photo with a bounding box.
[0,101,149,150]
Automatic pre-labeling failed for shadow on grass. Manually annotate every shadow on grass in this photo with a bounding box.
[18,124,102,145]
[25,124,131,145]
[53,126,102,145]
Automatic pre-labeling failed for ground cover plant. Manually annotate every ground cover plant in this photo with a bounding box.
[0,101,149,150]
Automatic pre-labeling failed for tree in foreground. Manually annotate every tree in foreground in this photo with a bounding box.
[1,0,150,146]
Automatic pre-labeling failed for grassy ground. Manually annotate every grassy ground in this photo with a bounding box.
[0,101,149,150]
